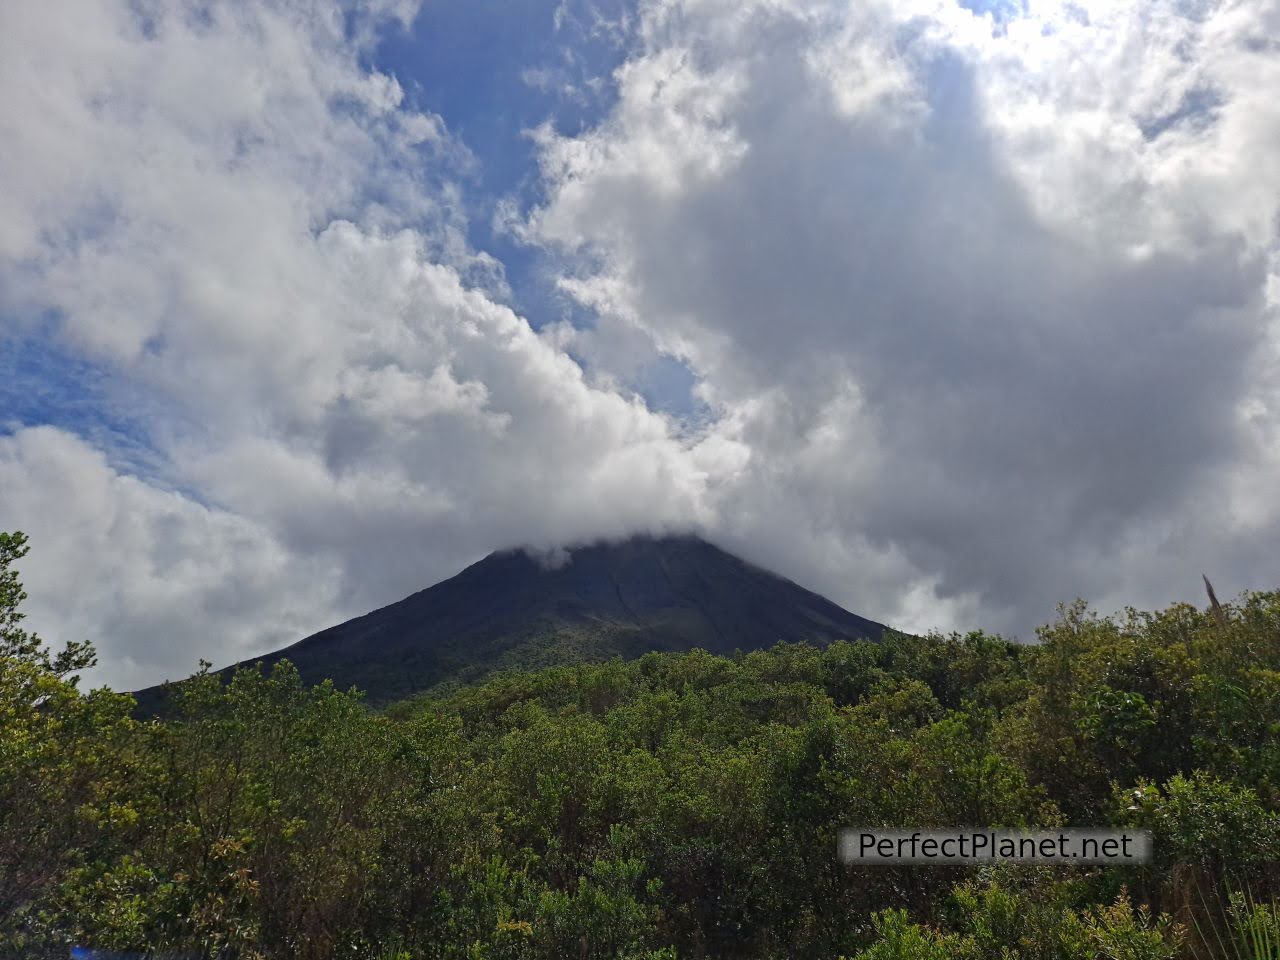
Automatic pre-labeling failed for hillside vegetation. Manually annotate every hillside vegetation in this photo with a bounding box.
[3,529,1280,959]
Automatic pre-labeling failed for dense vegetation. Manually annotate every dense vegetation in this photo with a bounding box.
[3,529,1279,959]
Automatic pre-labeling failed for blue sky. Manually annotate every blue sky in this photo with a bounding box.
[375,0,621,322]
[0,321,168,479]
[380,0,708,418]
[380,0,708,417]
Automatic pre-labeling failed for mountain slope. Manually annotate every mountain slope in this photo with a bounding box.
[138,534,888,707]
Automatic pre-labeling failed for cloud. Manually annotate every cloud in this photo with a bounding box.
[0,427,344,690]
[525,0,1280,635]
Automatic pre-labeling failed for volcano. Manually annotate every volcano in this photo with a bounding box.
[137,534,888,708]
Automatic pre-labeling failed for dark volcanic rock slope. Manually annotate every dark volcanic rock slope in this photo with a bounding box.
[138,534,888,707]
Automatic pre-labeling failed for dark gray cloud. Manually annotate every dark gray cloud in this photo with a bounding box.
[529,0,1280,634]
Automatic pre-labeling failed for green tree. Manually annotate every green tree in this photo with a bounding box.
[0,531,137,955]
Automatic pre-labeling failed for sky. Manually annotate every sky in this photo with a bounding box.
[2,0,1278,690]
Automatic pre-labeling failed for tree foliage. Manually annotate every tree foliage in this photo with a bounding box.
[2,531,1278,958]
